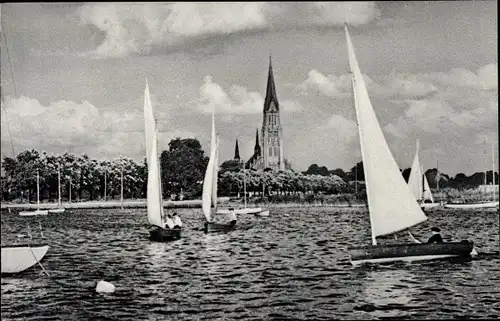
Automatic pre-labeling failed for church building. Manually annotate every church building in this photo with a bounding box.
[234,56,285,171]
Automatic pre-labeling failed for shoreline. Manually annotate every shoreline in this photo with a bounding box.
[0,199,367,210]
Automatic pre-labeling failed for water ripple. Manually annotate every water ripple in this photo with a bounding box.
[2,207,499,320]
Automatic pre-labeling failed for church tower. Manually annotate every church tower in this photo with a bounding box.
[262,55,284,170]
[234,139,240,161]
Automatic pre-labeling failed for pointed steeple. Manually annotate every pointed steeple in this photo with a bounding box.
[234,139,240,160]
[254,129,261,156]
[264,54,279,112]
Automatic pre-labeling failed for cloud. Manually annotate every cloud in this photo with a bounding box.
[296,69,379,98]
[0,96,196,161]
[320,114,358,143]
[195,75,302,116]
[77,2,380,58]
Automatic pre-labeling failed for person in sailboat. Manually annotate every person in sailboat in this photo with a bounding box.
[427,227,444,243]
[172,212,182,229]
[409,227,444,244]
[228,208,237,226]
[165,214,175,230]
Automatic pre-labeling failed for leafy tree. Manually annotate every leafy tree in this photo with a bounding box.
[220,159,243,173]
[160,138,209,199]
[401,168,411,182]
[304,164,329,176]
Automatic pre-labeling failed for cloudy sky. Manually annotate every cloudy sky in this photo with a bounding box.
[0,2,497,176]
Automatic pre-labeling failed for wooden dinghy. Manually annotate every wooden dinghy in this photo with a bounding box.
[350,241,474,266]
[149,227,181,242]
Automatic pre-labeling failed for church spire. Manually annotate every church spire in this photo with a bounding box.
[254,128,261,156]
[264,54,279,112]
[234,139,240,160]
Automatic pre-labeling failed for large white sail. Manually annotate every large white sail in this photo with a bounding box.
[202,109,217,222]
[147,135,164,227]
[408,140,423,201]
[212,135,220,213]
[143,82,164,227]
[143,79,156,168]
[345,25,427,243]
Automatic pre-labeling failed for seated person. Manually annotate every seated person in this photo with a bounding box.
[172,212,182,229]
[228,208,237,226]
[427,227,443,243]
[165,214,175,230]
[408,227,444,244]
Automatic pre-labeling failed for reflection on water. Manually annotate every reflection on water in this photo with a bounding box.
[363,268,417,307]
[1,207,499,320]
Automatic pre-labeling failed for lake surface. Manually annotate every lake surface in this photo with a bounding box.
[1,207,499,320]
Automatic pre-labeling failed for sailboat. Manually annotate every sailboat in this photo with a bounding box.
[48,167,66,213]
[444,143,499,209]
[344,25,474,265]
[143,80,181,242]
[407,140,440,209]
[202,109,237,233]
[216,162,268,216]
[19,170,49,216]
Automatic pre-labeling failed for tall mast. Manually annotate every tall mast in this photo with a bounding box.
[120,166,124,210]
[436,159,439,191]
[104,167,107,201]
[58,166,61,207]
[243,162,247,208]
[492,143,496,202]
[484,139,488,185]
[37,169,40,211]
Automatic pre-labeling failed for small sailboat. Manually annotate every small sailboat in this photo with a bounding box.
[407,140,440,209]
[202,109,237,233]
[344,25,474,265]
[445,142,499,209]
[1,210,49,274]
[216,162,268,216]
[49,167,66,213]
[19,170,49,216]
[143,80,180,242]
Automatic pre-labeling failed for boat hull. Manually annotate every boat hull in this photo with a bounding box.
[255,210,270,217]
[1,244,49,274]
[420,202,440,209]
[48,208,66,214]
[444,201,499,209]
[149,228,181,242]
[216,207,262,215]
[349,241,474,266]
[204,221,236,234]
[19,210,48,216]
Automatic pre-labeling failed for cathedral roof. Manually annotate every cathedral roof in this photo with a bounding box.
[264,55,279,112]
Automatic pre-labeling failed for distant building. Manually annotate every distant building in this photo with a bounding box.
[244,56,285,171]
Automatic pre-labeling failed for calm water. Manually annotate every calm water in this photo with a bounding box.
[1,207,499,320]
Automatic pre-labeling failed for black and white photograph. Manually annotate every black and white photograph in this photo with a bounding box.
[1,2,499,320]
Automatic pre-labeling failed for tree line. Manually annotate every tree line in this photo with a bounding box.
[303,162,499,189]
[1,137,497,203]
